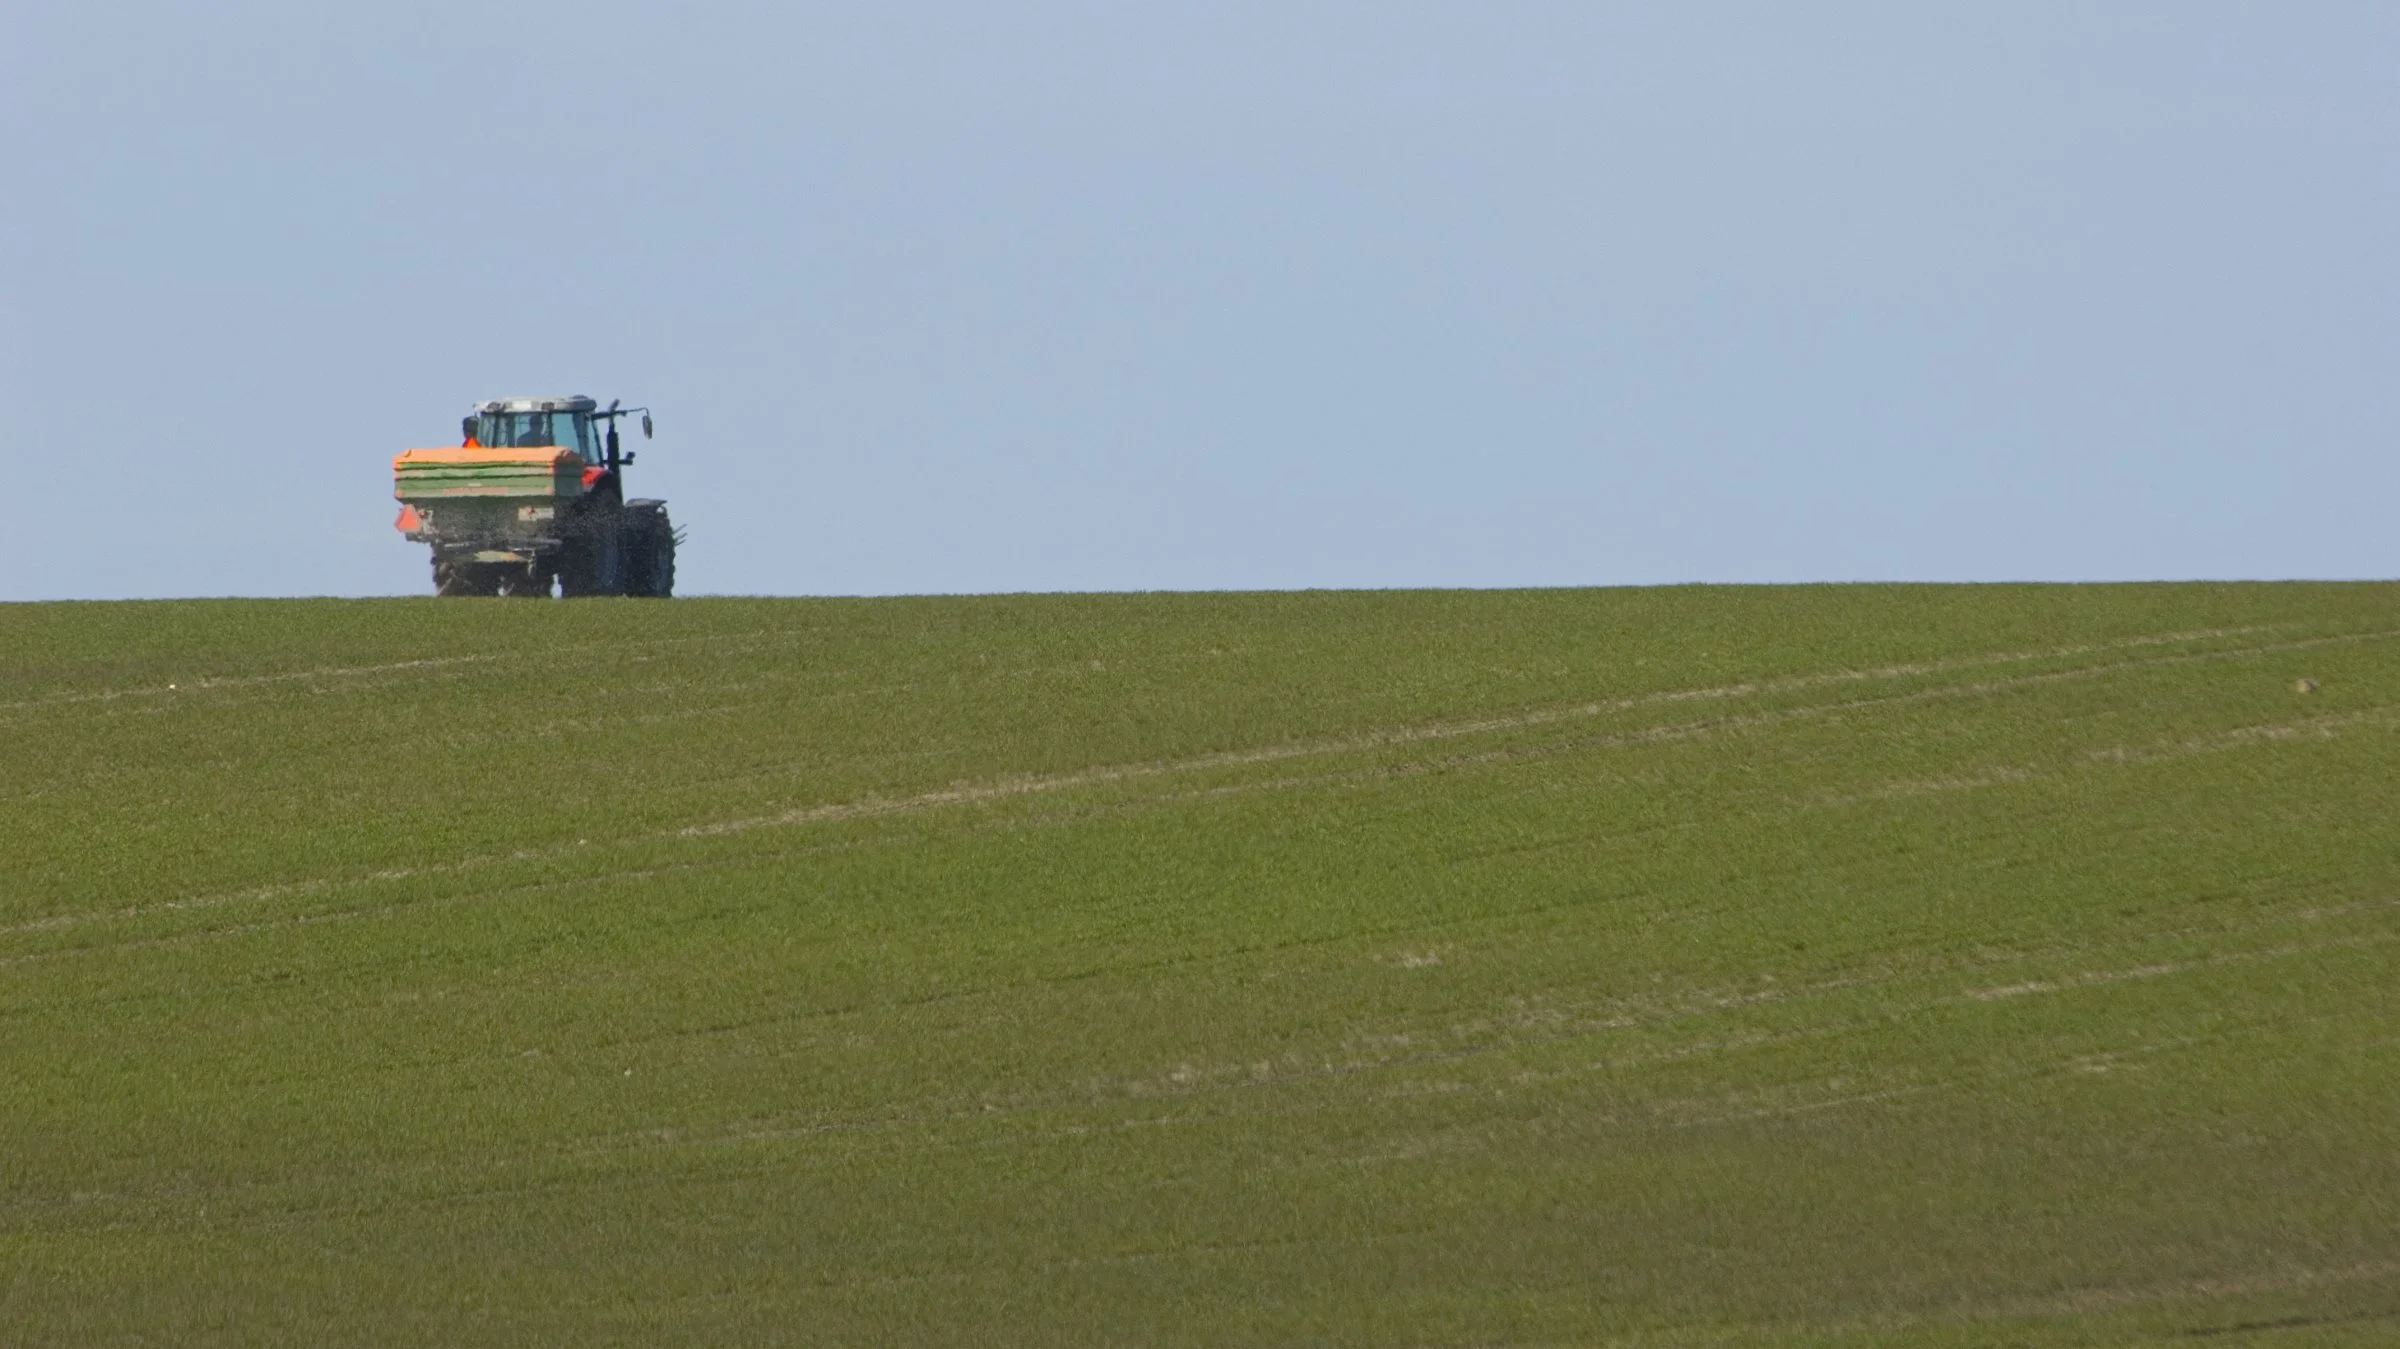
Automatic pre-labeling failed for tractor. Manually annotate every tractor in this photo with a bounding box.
[394,395,679,597]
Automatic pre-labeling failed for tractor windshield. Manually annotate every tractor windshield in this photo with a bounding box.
[474,411,594,457]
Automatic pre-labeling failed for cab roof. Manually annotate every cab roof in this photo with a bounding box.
[475,395,598,415]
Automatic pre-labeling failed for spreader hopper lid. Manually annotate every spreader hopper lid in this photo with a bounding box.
[395,446,583,468]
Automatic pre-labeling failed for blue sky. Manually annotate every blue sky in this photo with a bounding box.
[3,2,2394,599]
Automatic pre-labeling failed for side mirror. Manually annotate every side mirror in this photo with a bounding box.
[641,413,653,440]
[461,415,476,443]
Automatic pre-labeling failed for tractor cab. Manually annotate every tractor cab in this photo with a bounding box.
[465,395,652,470]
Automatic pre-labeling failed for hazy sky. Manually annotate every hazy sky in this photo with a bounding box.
[4,2,2394,600]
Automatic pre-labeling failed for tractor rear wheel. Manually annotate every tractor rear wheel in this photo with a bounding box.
[559,529,622,598]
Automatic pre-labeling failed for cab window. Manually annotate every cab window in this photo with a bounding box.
[555,412,594,457]
[473,411,589,453]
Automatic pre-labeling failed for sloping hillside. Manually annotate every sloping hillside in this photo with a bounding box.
[4,586,2396,1344]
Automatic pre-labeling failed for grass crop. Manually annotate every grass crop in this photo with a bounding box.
[2,584,2396,1344]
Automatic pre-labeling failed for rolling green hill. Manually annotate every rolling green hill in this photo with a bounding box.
[4,585,2396,1345]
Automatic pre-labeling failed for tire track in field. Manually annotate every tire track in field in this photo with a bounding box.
[1002,649,2400,833]
[0,614,1329,725]
[0,654,499,716]
[1810,704,2400,811]
[7,912,2390,1235]
[1099,925,2400,1112]
[0,625,2383,951]
[0,625,830,722]
[673,624,2305,839]
[485,928,2398,1197]
[931,937,2398,1193]
[12,627,2238,934]
[522,903,2400,1171]
[1955,1258,2400,1327]
[1708,1260,2400,1341]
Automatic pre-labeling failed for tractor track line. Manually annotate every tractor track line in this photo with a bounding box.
[14,629,2210,932]
[0,627,2250,939]
[22,932,2377,1236]
[673,624,2319,840]
[677,625,2400,840]
[0,654,497,715]
[2,625,2388,949]
[0,625,839,720]
[582,895,2400,1076]
[5,915,2389,1234]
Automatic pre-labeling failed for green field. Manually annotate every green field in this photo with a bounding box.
[4,585,2397,1345]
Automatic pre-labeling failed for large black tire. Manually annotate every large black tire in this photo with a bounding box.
[557,477,627,598]
[558,529,622,598]
[623,502,677,598]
